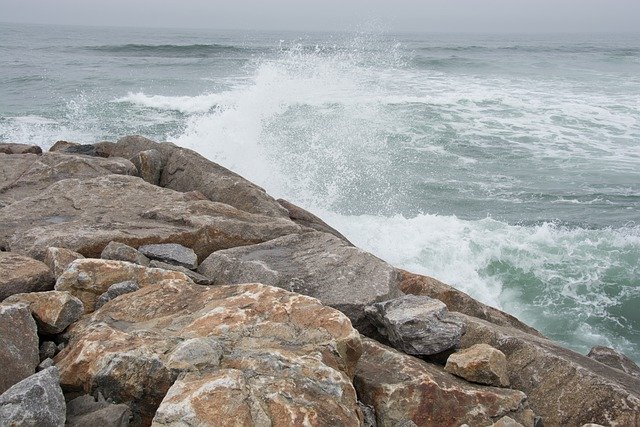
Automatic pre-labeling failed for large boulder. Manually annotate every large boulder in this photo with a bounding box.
[198,231,400,333]
[0,251,55,300]
[66,394,131,427]
[101,241,150,266]
[277,198,352,243]
[55,280,363,426]
[0,142,42,155]
[459,313,640,426]
[4,290,84,334]
[587,346,640,379]
[0,302,40,394]
[354,337,533,427]
[44,247,85,279]
[138,243,197,270]
[445,343,510,387]
[130,149,163,185]
[0,174,301,260]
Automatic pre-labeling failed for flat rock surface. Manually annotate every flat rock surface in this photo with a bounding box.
[0,251,55,300]
[4,290,84,334]
[0,303,40,394]
[138,243,197,269]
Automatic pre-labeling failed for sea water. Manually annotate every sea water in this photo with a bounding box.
[1,22,638,362]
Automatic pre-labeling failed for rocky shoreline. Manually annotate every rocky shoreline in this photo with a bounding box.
[0,136,638,426]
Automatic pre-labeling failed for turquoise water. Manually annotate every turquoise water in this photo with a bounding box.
[1,22,639,363]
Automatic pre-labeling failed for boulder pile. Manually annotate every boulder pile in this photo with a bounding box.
[1,136,638,426]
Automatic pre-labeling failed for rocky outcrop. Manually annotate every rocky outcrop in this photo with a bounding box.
[101,241,151,266]
[44,247,85,279]
[4,290,84,334]
[55,280,363,426]
[138,243,197,269]
[0,251,55,300]
[130,149,163,185]
[445,344,510,387]
[0,142,42,154]
[0,302,40,394]
[198,231,400,333]
[66,394,131,427]
[588,346,640,379]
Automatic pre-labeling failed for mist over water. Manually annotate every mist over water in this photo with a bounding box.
[1,23,639,362]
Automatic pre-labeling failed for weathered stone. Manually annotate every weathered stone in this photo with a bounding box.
[101,241,150,266]
[59,144,104,157]
[277,198,352,243]
[0,251,55,300]
[40,341,58,361]
[0,142,42,155]
[55,281,363,426]
[44,247,85,278]
[0,174,301,260]
[359,402,377,427]
[0,367,66,426]
[93,141,116,158]
[4,290,84,334]
[459,313,640,426]
[130,149,163,185]
[445,343,510,387]
[491,416,524,427]
[149,260,212,285]
[365,295,466,356]
[138,243,197,269]
[49,140,79,152]
[354,337,532,427]
[0,303,39,394]
[55,259,187,313]
[38,358,55,371]
[95,281,140,310]
[199,231,399,333]
[66,394,131,427]
[587,346,640,379]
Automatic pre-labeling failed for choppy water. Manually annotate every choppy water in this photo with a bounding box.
[1,22,639,363]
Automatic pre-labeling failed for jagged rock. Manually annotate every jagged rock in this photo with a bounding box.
[149,260,212,285]
[95,281,140,310]
[4,290,84,334]
[358,402,377,427]
[0,252,55,300]
[55,281,363,426]
[198,231,399,333]
[138,243,197,269]
[66,394,131,427]
[130,148,163,185]
[101,241,150,266]
[492,416,524,427]
[459,313,640,426]
[44,247,85,279]
[55,259,187,313]
[277,198,352,243]
[40,341,58,361]
[587,346,640,379]
[38,358,55,371]
[0,174,301,260]
[354,337,533,427]
[364,295,466,356]
[0,142,42,154]
[0,303,39,394]
[0,367,66,426]
[49,140,79,152]
[445,343,510,387]
[57,144,104,157]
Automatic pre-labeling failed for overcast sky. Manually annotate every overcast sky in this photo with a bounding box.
[1,0,639,33]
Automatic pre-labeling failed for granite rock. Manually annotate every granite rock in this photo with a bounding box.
[0,251,55,300]
[148,260,212,285]
[95,281,140,310]
[0,302,40,394]
[4,290,84,334]
[130,148,163,185]
[44,247,85,279]
[587,345,640,379]
[138,243,197,269]
[445,343,510,387]
[101,241,150,266]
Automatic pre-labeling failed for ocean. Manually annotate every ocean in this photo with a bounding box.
[1,22,639,363]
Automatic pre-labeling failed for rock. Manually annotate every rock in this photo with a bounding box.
[277,198,352,243]
[4,290,84,334]
[0,303,40,394]
[95,281,140,310]
[459,313,640,426]
[354,337,533,427]
[445,343,510,387]
[49,140,79,152]
[492,416,524,427]
[55,259,186,313]
[55,281,363,426]
[38,358,55,371]
[198,231,399,333]
[358,402,377,427]
[149,260,212,285]
[66,394,131,427]
[0,174,301,260]
[93,141,116,158]
[130,148,163,185]
[587,346,640,379]
[101,241,150,266]
[57,144,103,157]
[364,294,466,356]
[0,366,66,426]
[44,247,85,279]
[0,252,55,300]
[0,142,42,154]
[40,341,58,361]
[138,243,197,269]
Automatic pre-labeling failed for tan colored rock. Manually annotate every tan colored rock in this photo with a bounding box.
[55,258,189,313]
[0,143,42,155]
[44,247,85,278]
[445,343,510,387]
[587,345,640,379]
[55,281,363,426]
[130,148,163,185]
[354,337,532,427]
[491,416,524,427]
[0,252,54,301]
[101,241,150,266]
[49,140,79,152]
[4,290,84,334]
[0,303,39,394]
[0,174,301,260]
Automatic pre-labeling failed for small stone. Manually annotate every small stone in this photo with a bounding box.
[130,148,163,185]
[38,358,55,371]
[95,281,140,310]
[138,243,198,270]
[57,342,66,352]
[587,346,640,379]
[0,303,39,394]
[44,247,85,279]
[4,290,84,335]
[492,416,524,427]
[66,394,132,427]
[0,143,42,154]
[149,260,212,285]
[101,241,150,266]
[445,343,510,387]
[0,252,55,301]
[40,341,57,361]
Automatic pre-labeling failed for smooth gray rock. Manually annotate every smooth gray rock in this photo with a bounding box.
[149,260,213,285]
[364,294,466,356]
[198,231,399,333]
[587,346,640,379]
[101,241,150,266]
[95,281,140,310]
[0,302,39,394]
[66,394,131,427]
[138,243,198,269]
[40,341,57,361]
[0,366,66,426]
[130,148,163,185]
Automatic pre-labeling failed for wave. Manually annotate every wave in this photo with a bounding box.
[115,92,224,114]
[85,43,248,57]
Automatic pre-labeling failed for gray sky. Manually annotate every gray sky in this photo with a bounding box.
[1,0,639,33]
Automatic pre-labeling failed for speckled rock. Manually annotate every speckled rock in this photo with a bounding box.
[95,281,140,310]
[66,394,131,427]
[0,303,40,394]
[587,346,640,379]
[101,241,150,266]
[138,243,197,269]
[445,343,510,387]
[0,143,42,155]
[44,247,85,279]
[4,290,84,334]
[0,252,54,301]
[130,148,163,185]
[148,260,212,285]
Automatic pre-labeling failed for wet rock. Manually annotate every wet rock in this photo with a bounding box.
[101,241,150,266]
[0,142,42,154]
[354,337,532,427]
[40,341,58,361]
[587,345,640,379]
[95,281,140,310]
[198,231,399,333]
[138,243,197,269]
[149,260,212,285]
[0,251,55,300]
[445,343,510,387]
[0,303,40,394]
[130,148,163,185]
[277,198,352,243]
[44,247,85,279]
[4,290,84,334]
[66,394,131,427]
[0,366,66,427]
